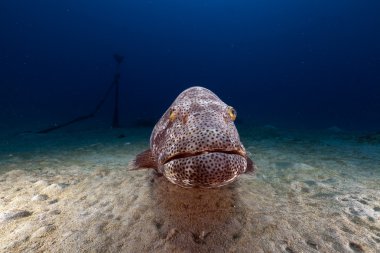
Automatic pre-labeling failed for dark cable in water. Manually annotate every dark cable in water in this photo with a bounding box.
[37,54,124,134]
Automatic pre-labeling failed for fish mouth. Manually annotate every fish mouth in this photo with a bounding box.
[163,149,245,164]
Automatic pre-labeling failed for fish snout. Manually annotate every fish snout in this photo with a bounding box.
[180,126,244,154]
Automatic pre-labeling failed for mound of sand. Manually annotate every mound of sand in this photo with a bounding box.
[0,128,379,252]
[0,166,378,253]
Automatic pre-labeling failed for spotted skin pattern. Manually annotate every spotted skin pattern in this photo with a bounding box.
[131,86,255,188]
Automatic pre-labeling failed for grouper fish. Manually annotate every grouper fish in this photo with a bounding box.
[129,86,255,188]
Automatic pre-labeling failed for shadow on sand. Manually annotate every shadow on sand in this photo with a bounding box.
[149,176,249,252]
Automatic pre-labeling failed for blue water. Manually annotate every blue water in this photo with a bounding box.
[1,3,380,251]
[1,0,380,132]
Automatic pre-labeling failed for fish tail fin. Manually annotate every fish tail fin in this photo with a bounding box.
[128,149,157,171]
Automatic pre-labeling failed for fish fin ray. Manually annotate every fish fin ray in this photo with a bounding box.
[128,149,157,170]
[245,157,257,174]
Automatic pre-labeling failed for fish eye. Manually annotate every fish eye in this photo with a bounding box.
[169,108,177,122]
[227,106,237,121]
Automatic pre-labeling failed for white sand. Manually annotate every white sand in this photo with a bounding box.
[0,127,379,252]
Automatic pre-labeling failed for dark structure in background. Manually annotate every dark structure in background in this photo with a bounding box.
[37,54,124,133]
[112,54,124,128]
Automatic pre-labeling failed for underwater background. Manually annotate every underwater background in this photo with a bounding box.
[1,1,380,253]
[1,0,380,132]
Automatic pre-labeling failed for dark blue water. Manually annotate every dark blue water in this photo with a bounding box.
[1,0,380,132]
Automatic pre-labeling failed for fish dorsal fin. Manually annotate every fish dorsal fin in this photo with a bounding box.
[245,157,257,174]
[128,149,157,170]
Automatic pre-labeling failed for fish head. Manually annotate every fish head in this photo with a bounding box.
[150,86,250,188]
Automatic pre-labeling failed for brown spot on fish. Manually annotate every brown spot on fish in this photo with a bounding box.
[128,86,256,188]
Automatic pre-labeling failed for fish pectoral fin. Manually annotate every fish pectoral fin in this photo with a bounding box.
[128,149,157,170]
[245,157,257,174]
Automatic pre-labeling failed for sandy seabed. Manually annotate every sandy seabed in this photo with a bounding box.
[0,127,379,253]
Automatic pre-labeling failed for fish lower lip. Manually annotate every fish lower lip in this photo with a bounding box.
[164,149,244,164]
